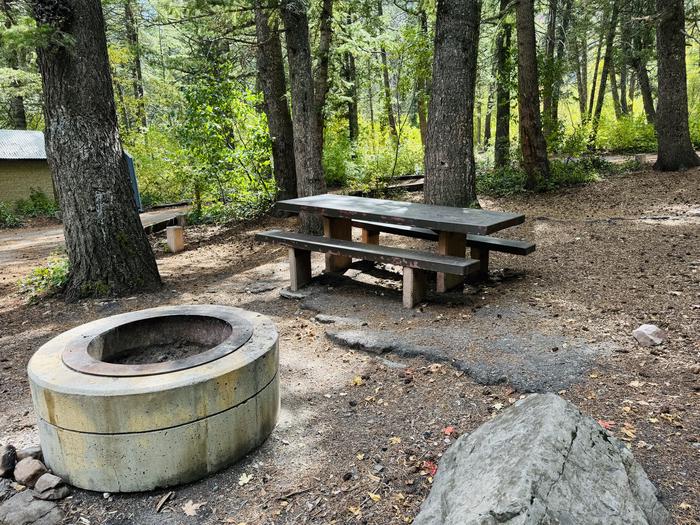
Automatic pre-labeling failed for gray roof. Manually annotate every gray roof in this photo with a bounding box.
[0,130,46,160]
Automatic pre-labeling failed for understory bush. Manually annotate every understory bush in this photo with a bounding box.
[14,188,58,217]
[0,201,22,227]
[477,156,609,196]
[594,114,657,153]
[18,254,70,301]
[323,118,423,192]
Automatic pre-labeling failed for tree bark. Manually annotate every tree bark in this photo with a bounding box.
[484,83,494,147]
[494,0,512,168]
[345,51,359,142]
[515,0,550,189]
[124,0,147,129]
[313,0,333,149]
[416,7,429,147]
[255,1,298,201]
[3,16,28,129]
[281,0,327,233]
[550,0,572,127]
[424,0,480,207]
[589,0,619,144]
[609,58,622,119]
[32,0,161,301]
[654,0,700,171]
[377,0,397,137]
[631,30,656,124]
[542,0,558,139]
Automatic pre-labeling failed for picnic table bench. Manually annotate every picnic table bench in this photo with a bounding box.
[256,194,535,307]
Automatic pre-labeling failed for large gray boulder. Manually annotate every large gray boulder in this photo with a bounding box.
[414,394,669,525]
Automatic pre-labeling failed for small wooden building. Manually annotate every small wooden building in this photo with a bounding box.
[0,130,55,204]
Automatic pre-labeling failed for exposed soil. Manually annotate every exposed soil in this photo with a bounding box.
[0,166,698,524]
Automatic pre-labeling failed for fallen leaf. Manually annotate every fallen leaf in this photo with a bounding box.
[493,402,504,411]
[679,502,692,510]
[389,436,401,445]
[368,492,381,502]
[238,472,253,486]
[182,500,206,516]
[442,426,455,436]
[348,506,361,516]
[422,460,438,477]
[356,453,365,460]
[648,417,659,424]
[598,419,616,430]
[629,380,643,388]
[352,376,364,386]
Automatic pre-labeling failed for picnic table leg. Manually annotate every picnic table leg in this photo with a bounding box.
[436,231,466,293]
[323,217,352,272]
[289,248,312,290]
[360,228,380,245]
[468,246,489,281]
[403,267,427,308]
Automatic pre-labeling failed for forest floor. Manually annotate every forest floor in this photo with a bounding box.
[0,166,698,524]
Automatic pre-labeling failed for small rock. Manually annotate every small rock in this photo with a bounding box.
[690,363,700,375]
[632,324,667,347]
[0,490,63,525]
[32,485,70,501]
[0,446,16,478]
[15,448,42,463]
[314,314,366,326]
[0,479,12,503]
[12,459,47,488]
[33,474,62,495]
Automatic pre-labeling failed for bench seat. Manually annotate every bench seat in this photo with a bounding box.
[256,230,478,307]
[351,220,535,278]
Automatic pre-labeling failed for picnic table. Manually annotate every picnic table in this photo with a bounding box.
[257,194,534,307]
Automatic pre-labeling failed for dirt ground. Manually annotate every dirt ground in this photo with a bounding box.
[0,166,698,524]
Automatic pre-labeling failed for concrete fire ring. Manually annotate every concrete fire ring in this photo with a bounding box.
[27,305,279,492]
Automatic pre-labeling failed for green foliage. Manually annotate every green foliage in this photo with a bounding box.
[0,202,22,228]
[18,255,70,301]
[477,157,609,196]
[595,114,657,152]
[323,118,423,192]
[180,66,275,221]
[14,189,58,217]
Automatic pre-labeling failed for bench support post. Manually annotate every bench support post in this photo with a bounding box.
[289,248,312,291]
[361,228,380,245]
[468,246,489,281]
[323,217,352,273]
[436,231,466,293]
[403,267,427,308]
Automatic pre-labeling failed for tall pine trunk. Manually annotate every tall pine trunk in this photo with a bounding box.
[550,0,572,127]
[424,0,480,207]
[377,0,397,137]
[281,0,327,233]
[33,0,161,301]
[542,0,557,139]
[589,0,619,145]
[654,0,700,170]
[124,0,147,129]
[345,51,359,143]
[255,2,298,201]
[494,0,512,169]
[516,0,550,189]
[313,0,333,149]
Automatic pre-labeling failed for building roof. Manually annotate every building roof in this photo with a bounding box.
[0,130,46,160]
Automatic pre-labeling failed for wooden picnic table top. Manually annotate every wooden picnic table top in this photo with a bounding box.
[276,194,524,235]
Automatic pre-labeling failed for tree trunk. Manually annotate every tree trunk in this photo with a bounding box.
[571,35,587,122]
[589,0,619,144]
[494,0,512,168]
[281,0,327,233]
[609,59,622,119]
[588,30,604,119]
[255,1,298,201]
[484,83,495,147]
[424,0,480,207]
[516,0,550,189]
[345,51,359,142]
[654,0,700,170]
[313,0,333,149]
[4,18,28,129]
[377,0,397,137]
[631,14,656,125]
[628,70,636,113]
[124,0,147,129]
[550,0,572,127]
[416,7,429,147]
[33,0,161,301]
[542,0,557,139]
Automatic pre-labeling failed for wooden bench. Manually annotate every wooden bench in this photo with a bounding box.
[351,220,535,278]
[256,230,478,307]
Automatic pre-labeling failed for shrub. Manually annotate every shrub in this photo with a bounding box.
[595,114,657,152]
[14,188,58,217]
[187,192,274,225]
[19,255,70,301]
[0,202,22,228]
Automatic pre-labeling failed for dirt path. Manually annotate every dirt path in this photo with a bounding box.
[0,170,698,524]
